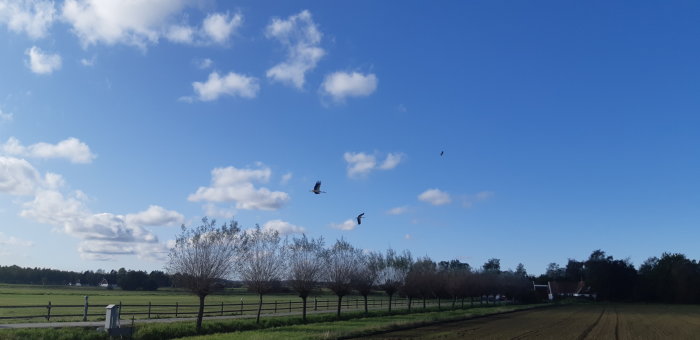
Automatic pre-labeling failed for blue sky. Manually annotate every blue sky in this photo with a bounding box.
[1,0,699,275]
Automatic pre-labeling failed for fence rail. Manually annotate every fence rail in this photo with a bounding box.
[0,295,500,323]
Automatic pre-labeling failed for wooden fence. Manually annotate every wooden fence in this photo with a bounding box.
[0,296,497,323]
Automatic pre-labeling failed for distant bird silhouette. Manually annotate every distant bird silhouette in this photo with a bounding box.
[440,151,444,156]
[357,213,365,225]
[311,181,326,194]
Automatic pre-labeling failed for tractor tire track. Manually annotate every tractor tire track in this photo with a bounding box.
[577,306,606,340]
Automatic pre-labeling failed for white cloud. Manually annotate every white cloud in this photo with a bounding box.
[202,11,241,44]
[263,219,305,236]
[265,10,325,89]
[61,1,240,48]
[20,188,181,261]
[202,203,236,219]
[196,58,213,69]
[321,71,377,102]
[125,205,184,227]
[189,71,260,101]
[0,232,34,247]
[404,234,412,240]
[25,46,61,74]
[0,109,12,122]
[462,191,495,208]
[379,153,404,170]
[188,164,290,211]
[0,156,41,195]
[330,219,357,231]
[280,172,292,185]
[2,137,96,163]
[0,0,56,39]
[418,188,451,206]
[80,55,96,66]
[386,206,408,215]
[344,151,404,178]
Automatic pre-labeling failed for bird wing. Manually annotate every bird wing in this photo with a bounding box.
[314,181,321,191]
[357,213,364,224]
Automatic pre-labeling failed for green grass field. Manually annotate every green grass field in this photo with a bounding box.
[0,284,440,323]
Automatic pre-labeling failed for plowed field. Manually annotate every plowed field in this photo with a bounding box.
[362,304,700,339]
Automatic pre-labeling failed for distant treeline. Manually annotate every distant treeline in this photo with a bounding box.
[535,250,700,304]
[0,265,171,290]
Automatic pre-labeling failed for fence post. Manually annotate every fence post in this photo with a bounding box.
[274,300,277,313]
[314,297,317,311]
[175,302,178,317]
[83,295,89,321]
[46,301,51,321]
[221,301,224,316]
[240,298,243,315]
[289,300,292,312]
[148,301,151,319]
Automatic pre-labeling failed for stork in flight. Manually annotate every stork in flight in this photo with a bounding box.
[311,181,326,194]
[357,213,365,225]
[440,150,444,156]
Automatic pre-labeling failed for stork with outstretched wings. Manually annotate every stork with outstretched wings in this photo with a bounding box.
[357,213,365,225]
[311,181,326,194]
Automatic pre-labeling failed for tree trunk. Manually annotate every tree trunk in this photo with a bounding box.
[196,294,206,332]
[336,295,343,317]
[363,294,368,314]
[256,293,263,323]
[422,297,426,309]
[301,295,308,323]
[408,297,412,312]
[388,294,393,312]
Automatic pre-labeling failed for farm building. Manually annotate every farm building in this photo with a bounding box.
[533,281,596,301]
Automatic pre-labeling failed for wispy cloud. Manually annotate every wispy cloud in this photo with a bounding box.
[0,109,13,122]
[330,219,357,231]
[418,188,451,206]
[266,10,324,89]
[386,206,409,215]
[0,232,34,247]
[344,151,404,178]
[462,191,495,208]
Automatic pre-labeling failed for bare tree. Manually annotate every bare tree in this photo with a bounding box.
[287,235,325,322]
[325,238,359,317]
[351,251,382,313]
[237,225,286,323]
[378,249,412,312]
[167,218,240,331]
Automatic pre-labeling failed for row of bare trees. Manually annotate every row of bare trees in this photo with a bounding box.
[167,218,532,331]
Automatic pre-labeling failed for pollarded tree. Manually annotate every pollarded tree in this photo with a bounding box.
[237,225,286,323]
[287,235,325,322]
[167,218,240,332]
[324,238,360,317]
[378,249,412,312]
[351,251,383,314]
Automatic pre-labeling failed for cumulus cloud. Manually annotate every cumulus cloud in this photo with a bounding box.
[125,205,184,227]
[61,1,240,48]
[266,10,324,89]
[344,152,404,178]
[20,188,182,261]
[263,219,305,236]
[2,137,96,163]
[0,0,56,39]
[0,156,42,195]
[321,71,377,102]
[188,164,290,211]
[188,71,260,101]
[386,206,409,215]
[330,219,357,231]
[0,232,34,247]
[25,46,61,74]
[418,188,451,206]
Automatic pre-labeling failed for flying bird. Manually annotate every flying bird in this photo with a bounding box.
[440,151,444,156]
[357,213,365,225]
[311,181,326,194]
